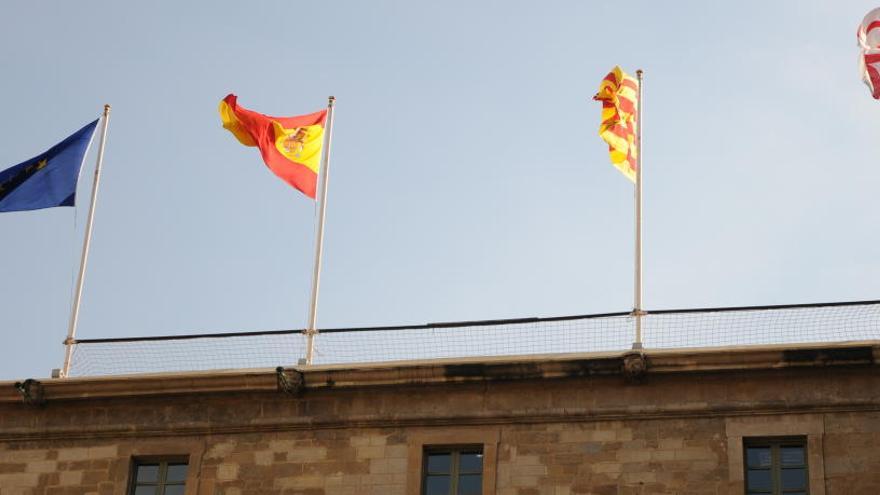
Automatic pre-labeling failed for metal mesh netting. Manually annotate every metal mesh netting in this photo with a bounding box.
[67,301,880,377]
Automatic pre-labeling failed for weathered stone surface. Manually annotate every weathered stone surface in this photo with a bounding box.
[0,346,877,493]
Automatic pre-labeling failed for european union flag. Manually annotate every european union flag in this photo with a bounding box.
[0,119,99,212]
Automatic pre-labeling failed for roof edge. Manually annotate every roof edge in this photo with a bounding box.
[1,341,877,403]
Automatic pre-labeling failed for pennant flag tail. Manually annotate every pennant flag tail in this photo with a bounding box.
[593,66,639,181]
[219,94,328,199]
[859,8,880,99]
[0,120,99,213]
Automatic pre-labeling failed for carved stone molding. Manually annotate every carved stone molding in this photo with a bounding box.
[622,353,647,383]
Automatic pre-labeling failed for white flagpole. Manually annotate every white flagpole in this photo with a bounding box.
[61,104,111,378]
[633,70,644,350]
[305,96,336,365]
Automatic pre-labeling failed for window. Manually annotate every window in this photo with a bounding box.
[744,438,808,495]
[129,458,188,495]
[422,446,483,495]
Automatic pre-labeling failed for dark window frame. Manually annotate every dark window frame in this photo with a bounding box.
[743,436,809,495]
[422,444,484,495]
[128,456,189,495]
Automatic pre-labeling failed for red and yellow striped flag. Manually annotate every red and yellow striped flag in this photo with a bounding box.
[219,94,328,199]
[593,67,638,182]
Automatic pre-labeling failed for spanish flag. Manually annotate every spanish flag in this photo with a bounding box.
[219,94,328,199]
[593,67,638,182]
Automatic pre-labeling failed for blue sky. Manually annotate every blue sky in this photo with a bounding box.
[1,1,878,379]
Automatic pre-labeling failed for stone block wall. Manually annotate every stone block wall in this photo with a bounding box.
[1,411,879,494]
[0,352,878,494]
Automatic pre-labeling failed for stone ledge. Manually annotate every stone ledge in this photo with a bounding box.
[0,341,876,403]
[0,401,878,443]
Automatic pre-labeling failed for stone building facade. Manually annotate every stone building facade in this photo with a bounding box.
[0,342,878,494]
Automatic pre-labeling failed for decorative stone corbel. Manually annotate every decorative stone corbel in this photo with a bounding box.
[13,378,46,406]
[276,366,305,396]
[622,352,648,384]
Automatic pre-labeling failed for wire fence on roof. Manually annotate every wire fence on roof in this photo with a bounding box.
[67,300,880,377]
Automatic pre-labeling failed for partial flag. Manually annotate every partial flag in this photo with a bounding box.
[859,8,880,99]
[593,66,639,181]
[0,120,99,213]
[219,94,328,199]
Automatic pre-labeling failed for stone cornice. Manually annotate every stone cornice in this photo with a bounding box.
[0,341,876,403]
